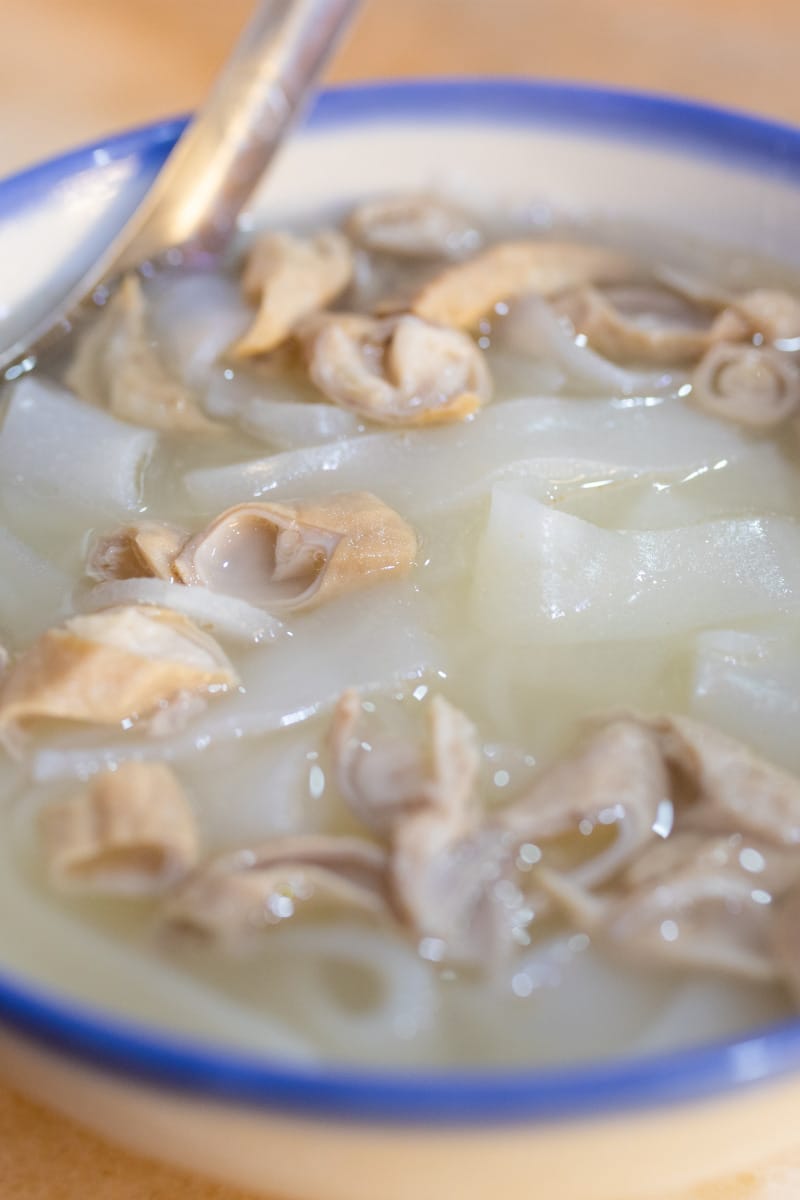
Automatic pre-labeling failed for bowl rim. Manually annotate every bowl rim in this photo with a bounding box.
[3,77,800,1126]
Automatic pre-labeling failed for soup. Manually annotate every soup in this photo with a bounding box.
[1,191,800,1068]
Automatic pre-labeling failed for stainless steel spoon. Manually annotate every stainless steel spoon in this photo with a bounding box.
[0,0,359,375]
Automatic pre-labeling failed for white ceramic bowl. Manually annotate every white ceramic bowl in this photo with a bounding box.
[3,80,800,1200]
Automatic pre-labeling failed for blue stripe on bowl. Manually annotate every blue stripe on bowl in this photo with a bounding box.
[3,78,800,214]
[2,78,800,1124]
[2,964,800,1124]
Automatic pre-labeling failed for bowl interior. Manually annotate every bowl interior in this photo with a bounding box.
[2,79,800,1121]
[3,81,800,356]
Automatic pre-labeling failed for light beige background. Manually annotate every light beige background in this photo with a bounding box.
[2,0,800,1195]
[4,0,800,177]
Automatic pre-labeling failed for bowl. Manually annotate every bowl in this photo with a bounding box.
[3,79,800,1200]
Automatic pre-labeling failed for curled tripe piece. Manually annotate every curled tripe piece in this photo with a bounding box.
[538,833,799,983]
[329,688,479,838]
[329,690,514,964]
[411,240,634,329]
[345,193,482,260]
[0,605,237,735]
[298,312,491,427]
[652,713,800,846]
[66,275,221,434]
[553,282,748,366]
[690,342,800,429]
[497,718,670,890]
[730,288,800,343]
[328,696,800,976]
[86,521,188,583]
[173,492,418,613]
[230,230,354,358]
[40,762,199,895]
[329,698,673,963]
[164,835,391,941]
[528,712,800,982]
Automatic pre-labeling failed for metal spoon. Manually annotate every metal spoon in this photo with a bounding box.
[0,0,359,375]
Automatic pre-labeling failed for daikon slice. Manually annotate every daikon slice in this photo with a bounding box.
[33,583,445,780]
[560,445,800,531]
[206,378,362,450]
[244,924,438,1066]
[78,578,283,645]
[0,526,70,645]
[0,378,156,515]
[691,628,800,773]
[184,394,754,516]
[472,485,800,645]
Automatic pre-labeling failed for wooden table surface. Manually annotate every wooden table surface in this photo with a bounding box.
[3,0,800,1195]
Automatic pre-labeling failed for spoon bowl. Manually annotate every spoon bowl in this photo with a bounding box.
[0,0,358,376]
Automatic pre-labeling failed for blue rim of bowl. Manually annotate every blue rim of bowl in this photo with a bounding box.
[4,76,800,210]
[3,79,800,1125]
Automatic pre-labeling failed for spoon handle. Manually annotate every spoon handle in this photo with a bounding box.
[0,0,358,372]
[116,0,360,268]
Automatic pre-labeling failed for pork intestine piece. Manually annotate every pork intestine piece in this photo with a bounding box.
[472,485,800,645]
[345,193,482,260]
[564,713,800,851]
[0,605,237,736]
[652,714,800,846]
[411,240,634,329]
[555,276,800,367]
[299,312,491,427]
[690,342,800,429]
[541,829,800,983]
[496,719,669,890]
[327,698,800,978]
[230,230,354,358]
[82,520,284,641]
[329,688,479,838]
[603,846,785,982]
[66,275,221,434]
[86,521,188,583]
[83,493,415,623]
[164,835,391,943]
[40,762,199,895]
[329,688,438,837]
[329,691,518,964]
[520,714,800,983]
[730,288,800,343]
[174,492,418,613]
[552,282,748,366]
